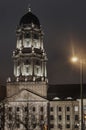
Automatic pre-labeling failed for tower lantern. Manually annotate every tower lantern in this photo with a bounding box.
[13,9,48,83]
[7,9,48,98]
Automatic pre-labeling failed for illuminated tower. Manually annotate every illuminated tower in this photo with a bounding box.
[7,8,48,97]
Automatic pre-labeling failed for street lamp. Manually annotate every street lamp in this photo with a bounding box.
[71,56,83,130]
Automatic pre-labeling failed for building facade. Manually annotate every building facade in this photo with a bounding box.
[0,7,86,130]
[3,7,48,130]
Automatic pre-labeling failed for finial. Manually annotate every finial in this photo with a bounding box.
[28,4,31,12]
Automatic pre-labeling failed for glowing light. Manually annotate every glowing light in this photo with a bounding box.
[71,56,78,63]
[84,115,86,119]
[53,97,60,100]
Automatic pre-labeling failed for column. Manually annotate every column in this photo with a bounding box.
[40,35,43,50]
[32,58,34,77]
[14,61,17,77]
[21,59,24,76]
[42,61,45,77]
[44,61,47,77]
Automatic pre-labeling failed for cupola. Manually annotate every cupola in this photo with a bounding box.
[19,8,40,28]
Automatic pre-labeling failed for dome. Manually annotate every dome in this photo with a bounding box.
[19,10,40,27]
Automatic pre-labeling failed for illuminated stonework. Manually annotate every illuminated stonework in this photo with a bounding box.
[13,9,47,82]
[7,9,48,98]
[0,8,82,130]
[4,9,48,130]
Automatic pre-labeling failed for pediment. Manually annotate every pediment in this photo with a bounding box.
[6,89,47,102]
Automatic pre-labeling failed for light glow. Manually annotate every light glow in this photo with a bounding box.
[71,56,78,63]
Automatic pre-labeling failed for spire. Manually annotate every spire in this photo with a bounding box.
[28,4,31,12]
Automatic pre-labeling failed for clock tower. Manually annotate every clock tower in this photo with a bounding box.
[7,8,48,97]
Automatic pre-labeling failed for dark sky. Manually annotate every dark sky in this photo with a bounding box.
[0,0,86,85]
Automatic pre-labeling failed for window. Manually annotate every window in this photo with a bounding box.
[36,60,40,65]
[16,115,20,124]
[59,107,62,111]
[19,35,22,40]
[50,115,54,120]
[67,115,70,120]
[75,115,79,121]
[66,124,70,128]
[25,117,27,122]
[33,33,39,39]
[58,124,62,129]
[58,115,62,121]
[34,40,38,48]
[16,123,20,128]
[24,33,30,38]
[18,61,20,66]
[8,123,12,128]
[74,106,79,112]
[37,67,39,74]
[26,67,29,73]
[33,107,36,112]
[26,40,30,47]
[67,107,70,111]
[8,107,12,111]
[16,107,20,111]
[40,107,43,112]
[50,107,53,112]
[8,114,12,120]
[16,115,19,120]
[75,124,79,128]
[24,60,30,65]
[40,115,43,120]
[50,124,54,128]
[84,106,86,111]
[25,107,28,112]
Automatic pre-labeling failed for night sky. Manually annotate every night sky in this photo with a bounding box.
[0,0,86,85]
